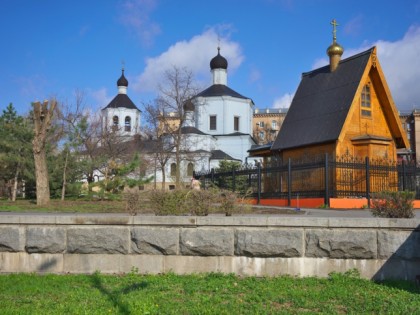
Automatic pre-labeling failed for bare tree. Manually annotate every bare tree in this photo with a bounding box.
[32,100,56,206]
[142,102,174,189]
[154,66,200,186]
[55,90,88,200]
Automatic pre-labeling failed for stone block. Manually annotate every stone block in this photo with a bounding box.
[0,227,24,252]
[305,229,377,259]
[378,230,420,259]
[131,227,179,255]
[180,228,233,256]
[235,229,303,257]
[26,226,66,253]
[67,227,129,254]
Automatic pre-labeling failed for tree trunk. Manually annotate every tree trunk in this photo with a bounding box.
[61,150,69,201]
[32,100,56,206]
[33,149,50,206]
[161,168,166,190]
[11,168,19,202]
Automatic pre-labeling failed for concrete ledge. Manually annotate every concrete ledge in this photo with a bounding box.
[1,253,419,281]
[0,214,419,229]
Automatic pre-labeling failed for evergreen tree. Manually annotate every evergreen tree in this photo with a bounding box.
[0,104,34,200]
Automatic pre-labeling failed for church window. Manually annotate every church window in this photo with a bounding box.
[187,162,194,177]
[234,116,240,131]
[112,116,119,131]
[125,116,131,132]
[170,163,177,176]
[361,85,371,118]
[210,115,217,130]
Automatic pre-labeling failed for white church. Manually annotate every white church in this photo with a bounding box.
[101,48,257,189]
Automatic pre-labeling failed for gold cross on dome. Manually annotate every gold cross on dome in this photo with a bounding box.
[331,19,339,41]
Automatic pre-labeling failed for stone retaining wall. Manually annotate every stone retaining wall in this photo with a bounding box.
[0,214,419,280]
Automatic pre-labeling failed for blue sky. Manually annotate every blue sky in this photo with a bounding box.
[1,0,420,117]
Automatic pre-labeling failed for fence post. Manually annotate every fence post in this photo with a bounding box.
[232,167,236,192]
[365,157,370,208]
[288,158,292,207]
[402,160,406,191]
[257,162,261,204]
[324,153,329,207]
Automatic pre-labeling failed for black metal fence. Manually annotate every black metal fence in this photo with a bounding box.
[194,154,420,206]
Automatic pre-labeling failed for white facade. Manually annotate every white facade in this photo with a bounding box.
[102,107,140,137]
[101,69,141,138]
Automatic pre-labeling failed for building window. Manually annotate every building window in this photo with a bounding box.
[259,131,265,139]
[170,163,177,176]
[259,121,264,128]
[112,116,119,131]
[234,116,240,131]
[361,85,371,117]
[209,115,217,130]
[271,120,277,130]
[125,116,131,132]
[187,163,194,177]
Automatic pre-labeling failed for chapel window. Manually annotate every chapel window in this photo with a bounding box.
[125,116,131,132]
[234,116,240,131]
[112,116,119,131]
[170,163,177,177]
[187,162,194,177]
[361,85,372,118]
[209,115,217,130]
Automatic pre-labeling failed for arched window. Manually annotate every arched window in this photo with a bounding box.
[170,163,177,176]
[112,115,119,131]
[125,116,131,132]
[187,163,194,177]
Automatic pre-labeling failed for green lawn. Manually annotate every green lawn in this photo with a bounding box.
[0,271,419,314]
[0,199,142,213]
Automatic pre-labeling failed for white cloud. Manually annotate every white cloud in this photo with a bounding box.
[272,93,294,109]
[118,0,161,47]
[90,87,112,111]
[132,27,244,94]
[374,26,420,111]
[311,25,420,111]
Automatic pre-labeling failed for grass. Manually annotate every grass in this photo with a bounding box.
[0,199,145,214]
[0,271,418,314]
[0,198,301,215]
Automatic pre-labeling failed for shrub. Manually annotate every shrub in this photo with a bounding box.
[185,189,216,216]
[149,189,189,216]
[370,191,415,218]
[218,189,238,216]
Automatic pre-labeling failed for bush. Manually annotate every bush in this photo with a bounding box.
[149,189,189,216]
[218,189,238,216]
[370,191,415,218]
[148,188,243,216]
[185,189,216,216]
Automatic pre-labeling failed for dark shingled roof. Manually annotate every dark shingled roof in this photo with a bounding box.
[271,48,374,151]
[210,150,240,161]
[180,126,208,135]
[195,84,250,100]
[103,94,140,111]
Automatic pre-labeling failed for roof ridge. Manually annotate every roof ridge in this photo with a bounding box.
[302,47,375,77]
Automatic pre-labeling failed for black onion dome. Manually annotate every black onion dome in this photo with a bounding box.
[183,99,195,112]
[117,69,128,87]
[210,47,228,70]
